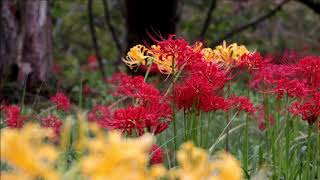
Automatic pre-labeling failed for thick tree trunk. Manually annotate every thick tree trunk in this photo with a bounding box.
[0,0,18,84]
[125,0,178,48]
[0,0,52,88]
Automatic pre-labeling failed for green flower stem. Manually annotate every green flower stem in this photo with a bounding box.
[143,61,153,82]
[305,125,313,179]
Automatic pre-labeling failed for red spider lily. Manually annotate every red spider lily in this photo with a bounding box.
[41,115,63,136]
[152,35,203,68]
[187,61,228,88]
[110,74,161,103]
[227,96,255,113]
[295,56,320,89]
[250,64,298,90]
[174,78,229,112]
[143,101,172,134]
[109,102,171,136]
[87,105,112,128]
[240,52,269,73]
[272,78,312,99]
[290,92,320,125]
[110,106,148,136]
[174,76,213,111]
[149,144,163,165]
[2,105,26,128]
[200,95,229,112]
[174,61,228,112]
[50,92,71,112]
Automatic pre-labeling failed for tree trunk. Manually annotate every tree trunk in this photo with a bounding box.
[0,0,18,85]
[125,0,178,48]
[0,0,52,88]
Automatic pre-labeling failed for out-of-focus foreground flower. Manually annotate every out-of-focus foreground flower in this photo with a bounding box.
[81,126,166,180]
[1,121,243,180]
[169,142,243,180]
[0,124,59,180]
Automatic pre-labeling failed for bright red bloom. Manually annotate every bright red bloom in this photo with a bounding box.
[227,96,255,113]
[50,92,71,112]
[240,52,269,73]
[149,144,163,165]
[174,61,228,112]
[41,115,63,136]
[272,78,311,99]
[295,56,320,89]
[2,105,25,128]
[152,35,203,68]
[110,74,161,103]
[201,95,229,112]
[110,106,148,136]
[87,105,111,128]
[144,101,172,134]
[250,64,297,90]
[290,92,320,125]
[188,61,228,88]
[109,102,171,136]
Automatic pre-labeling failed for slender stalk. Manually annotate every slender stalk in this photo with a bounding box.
[305,125,313,179]
[171,57,177,164]
[243,87,250,172]
[143,62,153,82]
[209,111,239,154]
[284,96,291,176]
[225,82,231,152]
[243,116,249,172]
[317,126,320,180]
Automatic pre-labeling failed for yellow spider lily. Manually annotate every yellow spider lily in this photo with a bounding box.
[213,41,249,66]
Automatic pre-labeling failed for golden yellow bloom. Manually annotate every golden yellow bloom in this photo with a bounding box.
[213,40,249,66]
[122,44,154,69]
[151,45,176,74]
[170,142,242,180]
[0,124,59,180]
[210,152,243,180]
[201,48,215,62]
[193,42,204,52]
[80,130,166,180]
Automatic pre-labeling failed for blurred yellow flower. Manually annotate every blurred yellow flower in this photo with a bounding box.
[0,124,59,180]
[80,130,166,180]
[213,41,249,66]
[193,42,204,52]
[170,142,243,180]
[201,48,215,62]
[122,44,154,69]
[211,152,243,180]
